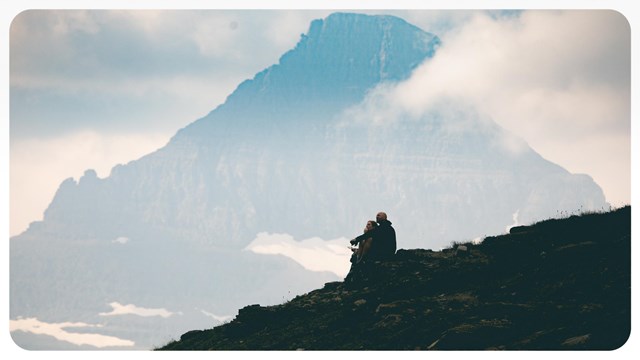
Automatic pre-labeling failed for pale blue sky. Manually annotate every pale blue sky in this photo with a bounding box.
[5,5,635,240]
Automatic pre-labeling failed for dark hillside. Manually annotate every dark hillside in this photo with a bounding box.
[159,206,630,350]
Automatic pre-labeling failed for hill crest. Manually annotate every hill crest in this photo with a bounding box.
[159,206,631,350]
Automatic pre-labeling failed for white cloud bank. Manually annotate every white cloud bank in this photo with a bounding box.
[98,302,174,318]
[10,317,135,348]
[245,233,352,278]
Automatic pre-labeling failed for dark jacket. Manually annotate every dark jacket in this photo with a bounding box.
[353,220,396,260]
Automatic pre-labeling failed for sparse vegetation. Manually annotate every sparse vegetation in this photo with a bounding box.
[158,206,630,350]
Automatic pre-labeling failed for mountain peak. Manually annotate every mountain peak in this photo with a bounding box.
[178,12,440,142]
[280,12,440,84]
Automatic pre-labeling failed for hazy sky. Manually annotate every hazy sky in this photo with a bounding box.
[5,4,636,240]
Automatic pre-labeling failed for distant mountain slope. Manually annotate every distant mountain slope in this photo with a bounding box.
[160,206,630,350]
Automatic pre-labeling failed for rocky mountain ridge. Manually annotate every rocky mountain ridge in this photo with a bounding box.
[160,206,630,350]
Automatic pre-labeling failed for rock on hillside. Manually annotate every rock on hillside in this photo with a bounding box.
[159,206,630,350]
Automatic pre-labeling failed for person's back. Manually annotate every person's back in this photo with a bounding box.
[374,218,396,260]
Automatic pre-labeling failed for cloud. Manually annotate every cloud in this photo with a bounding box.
[112,236,130,244]
[345,10,630,205]
[245,233,352,277]
[98,302,174,318]
[10,317,135,348]
[10,10,328,97]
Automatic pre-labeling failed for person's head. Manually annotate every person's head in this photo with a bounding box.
[376,212,388,223]
[365,220,378,233]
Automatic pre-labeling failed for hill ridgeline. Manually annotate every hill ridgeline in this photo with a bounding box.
[159,206,630,350]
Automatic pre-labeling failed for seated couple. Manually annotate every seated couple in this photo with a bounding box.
[349,212,397,264]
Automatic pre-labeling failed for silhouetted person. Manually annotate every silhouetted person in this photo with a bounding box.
[350,212,396,261]
[350,220,378,264]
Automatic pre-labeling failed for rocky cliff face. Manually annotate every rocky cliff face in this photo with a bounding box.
[160,206,630,350]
